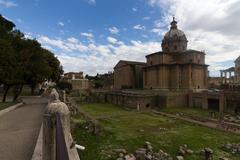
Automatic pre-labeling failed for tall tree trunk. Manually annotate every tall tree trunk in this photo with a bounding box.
[2,85,10,102]
[31,85,35,95]
[12,84,23,101]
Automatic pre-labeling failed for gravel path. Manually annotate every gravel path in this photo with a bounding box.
[0,97,48,160]
[153,110,240,134]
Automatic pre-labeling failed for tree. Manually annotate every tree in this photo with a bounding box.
[0,15,19,102]
[0,15,64,101]
[56,81,72,92]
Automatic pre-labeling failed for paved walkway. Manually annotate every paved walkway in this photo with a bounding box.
[0,97,48,160]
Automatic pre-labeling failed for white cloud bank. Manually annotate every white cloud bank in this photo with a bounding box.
[37,35,161,75]
[148,0,240,75]
[108,27,119,35]
[0,0,17,8]
[37,0,240,76]
[87,0,96,5]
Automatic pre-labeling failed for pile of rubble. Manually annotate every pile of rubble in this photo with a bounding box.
[177,144,194,156]
[113,143,232,160]
[200,148,213,160]
[224,114,240,124]
[223,143,240,154]
[114,142,173,160]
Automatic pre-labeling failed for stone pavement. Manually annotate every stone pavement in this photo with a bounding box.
[0,97,48,160]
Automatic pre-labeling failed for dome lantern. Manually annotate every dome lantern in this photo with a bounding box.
[161,17,188,53]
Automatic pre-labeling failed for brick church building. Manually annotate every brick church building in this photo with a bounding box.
[114,18,208,90]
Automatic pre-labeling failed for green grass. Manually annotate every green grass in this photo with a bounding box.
[0,102,17,111]
[78,103,130,117]
[72,103,240,160]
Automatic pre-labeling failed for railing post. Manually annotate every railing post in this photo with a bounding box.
[63,90,66,103]
[43,89,70,160]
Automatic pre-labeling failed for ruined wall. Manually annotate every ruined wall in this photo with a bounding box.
[90,91,189,110]
[70,79,89,90]
[166,94,188,107]
[114,65,134,89]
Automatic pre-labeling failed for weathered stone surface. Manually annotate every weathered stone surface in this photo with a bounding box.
[176,155,184,160]
[125,154,136,160]
[203,147,213,160]
[43,88,71,160]
[113,149,127,154]
[177,144,193,157]
[219,157,229,160]
[223,143,240,154]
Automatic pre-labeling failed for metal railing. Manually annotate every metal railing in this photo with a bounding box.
[56,113,69,160]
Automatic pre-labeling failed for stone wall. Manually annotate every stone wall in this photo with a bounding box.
[90,90,240,114]
[70,79,89,90]
[114,62,145,89]
[90,91,189,110]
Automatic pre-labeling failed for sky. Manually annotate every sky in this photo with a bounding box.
[0,0,240,76]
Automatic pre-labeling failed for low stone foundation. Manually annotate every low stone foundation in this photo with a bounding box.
[90,90,188,110]
[90,90,240,113]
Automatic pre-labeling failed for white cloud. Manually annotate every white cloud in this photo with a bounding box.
[24,32,33,39]
[143,16,151,20]
[16,18,23,23]
[147,0,240,76]
[37,34,161,75]
[58,22,64,27]
[132,8,137,12]
[108,27,119,34]
[87,0,96,5]
[81,32,94,38]
[107,36,117,44]
[80,32,94,43]
[133,24,146,30]
[0,0,17,8]
[67,37,79,43]
[38,36,73,52]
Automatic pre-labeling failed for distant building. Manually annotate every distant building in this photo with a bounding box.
[114,60,146,89]
[235,56,240,83]
[63,72,83,80]
[220,56,240,87]
[63,72,88,90]
[208,77,222,88]
[114,17,208,91]
[144,18,208,90]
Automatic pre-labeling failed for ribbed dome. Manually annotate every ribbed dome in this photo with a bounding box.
[161,17,188,53]
[164,29,187,40]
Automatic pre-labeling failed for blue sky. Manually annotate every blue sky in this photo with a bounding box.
[1,0,240,76]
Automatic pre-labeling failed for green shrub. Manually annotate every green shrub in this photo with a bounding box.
[56,81,72,92]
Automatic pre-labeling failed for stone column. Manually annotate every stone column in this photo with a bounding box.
[202,90,208,110]
[63,90,66,103]
[43,89,70,160]
[224,71,227,84]
[189,64,192,88]
[230,72,232,83]
[188,90,193,107]
[219,91,225,113]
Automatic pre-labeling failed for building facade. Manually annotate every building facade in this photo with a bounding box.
[143,18,208,90]
[63,72,83,80]
[235,56,240,83]
[219,56,240,87]
[114,60,146,89]
[63,72,89,90]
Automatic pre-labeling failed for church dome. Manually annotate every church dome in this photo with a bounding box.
[161,17,188,53]
[164,29,186,40]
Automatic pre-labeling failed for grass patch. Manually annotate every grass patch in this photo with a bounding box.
[0,102,17,111]
[72,103,240,160]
